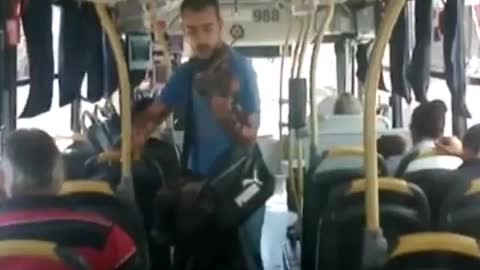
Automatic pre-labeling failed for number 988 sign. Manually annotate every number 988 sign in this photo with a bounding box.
[252,8,280,23]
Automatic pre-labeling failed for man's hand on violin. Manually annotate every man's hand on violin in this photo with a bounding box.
[209,78,240,119]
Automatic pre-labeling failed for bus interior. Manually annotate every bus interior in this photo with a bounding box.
[2,0,480,269]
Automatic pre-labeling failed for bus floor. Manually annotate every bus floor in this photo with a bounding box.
[261,175,294,270]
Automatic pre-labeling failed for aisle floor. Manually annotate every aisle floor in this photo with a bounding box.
[261,177,293,270]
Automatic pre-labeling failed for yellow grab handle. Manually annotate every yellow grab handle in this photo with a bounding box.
[310,1,335,149]
[95,4,134,201]
[296,15,313,78]
[97,150,142,163]
[363,0,406,232]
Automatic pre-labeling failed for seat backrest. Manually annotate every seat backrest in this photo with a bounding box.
[0,240,89,270]
[314,128,410,155]
[398,149,463,223]
[439,179,480,236]
[316,178,430,270]
[396,149,463,176]
[301,147,387,270]
[62,142,97,180]
[60,180,149,270]
[84,150,168,232]
[0,197,138,270]
[318,114,391,132]
[386,233,480,270]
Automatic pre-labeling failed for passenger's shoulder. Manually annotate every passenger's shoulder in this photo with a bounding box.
[230,50,255,80]
[230,50,250,66]
[174,61,195,75]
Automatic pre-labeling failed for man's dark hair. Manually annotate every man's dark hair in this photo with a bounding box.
[410,100,447,140]
[180,0,220,16]
[463,124,480,155]
[377,135,407,159]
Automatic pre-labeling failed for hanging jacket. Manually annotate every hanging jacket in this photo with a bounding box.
[389,4,412,102]
[58,1,110,106]
[407,0,433,103]
[19,0,54,118]
[103,31,119,98]
[356,42,387,92]
[443,0,470,125]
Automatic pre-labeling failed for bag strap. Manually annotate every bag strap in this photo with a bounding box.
[181,64,195,176]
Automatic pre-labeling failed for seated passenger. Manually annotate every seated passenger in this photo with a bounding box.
[0,129,137,270]
[308,93,363,133]
[377,135,407,175]
[333,93,362,115]
[436,124,480,186]
[409,100,447,152]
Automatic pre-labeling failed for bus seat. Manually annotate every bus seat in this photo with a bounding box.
[0,240,89,270]
[84,150,172,269]
[438,179,480,237]
[396,149,463,176]
[318,114,391,132]
[60,180,150,270]
[0,196,139,270]
[316,178,430,270]
[396,149,463,223]
[385,233,480,269]
[313,128,410,155]
[142,138,181,187]
[302,147,387,270]
[62,142,97,179]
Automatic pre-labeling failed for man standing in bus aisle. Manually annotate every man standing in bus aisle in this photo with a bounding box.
[133,0,264,269]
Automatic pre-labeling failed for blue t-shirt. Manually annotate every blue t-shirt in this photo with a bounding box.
[156,50,260,176]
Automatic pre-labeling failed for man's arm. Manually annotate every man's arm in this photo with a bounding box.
[133,65,190,149]
[211,96,258,146]
[211,58,260,146]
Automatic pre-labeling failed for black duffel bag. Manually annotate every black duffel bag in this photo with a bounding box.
[167,143,274,237]
[202,143,273,230]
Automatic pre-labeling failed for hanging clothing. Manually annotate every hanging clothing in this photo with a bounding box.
[58,1,108,106]
[389,4,412,103]
[102,31,118,98]
[355,42,387,91]
[19,0,54,118]
[444,0,470,119]
[407,0,433,103]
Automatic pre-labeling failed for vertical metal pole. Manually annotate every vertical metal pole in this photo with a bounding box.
[0,30,5,156]
[5,45,16,131]
[70,97,82,133]
[1,0,17,132]
[0,31,5,128]
[335,37,347,94]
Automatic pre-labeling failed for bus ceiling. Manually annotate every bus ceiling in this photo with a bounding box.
[116,0,378,43]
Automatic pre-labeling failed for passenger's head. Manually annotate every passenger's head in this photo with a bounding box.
[180,0,223,59]
[377,135,407,159]
[410,100,447,144]
[333,93,362,115]
[0,129,64,198]
[462,124,480,160]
